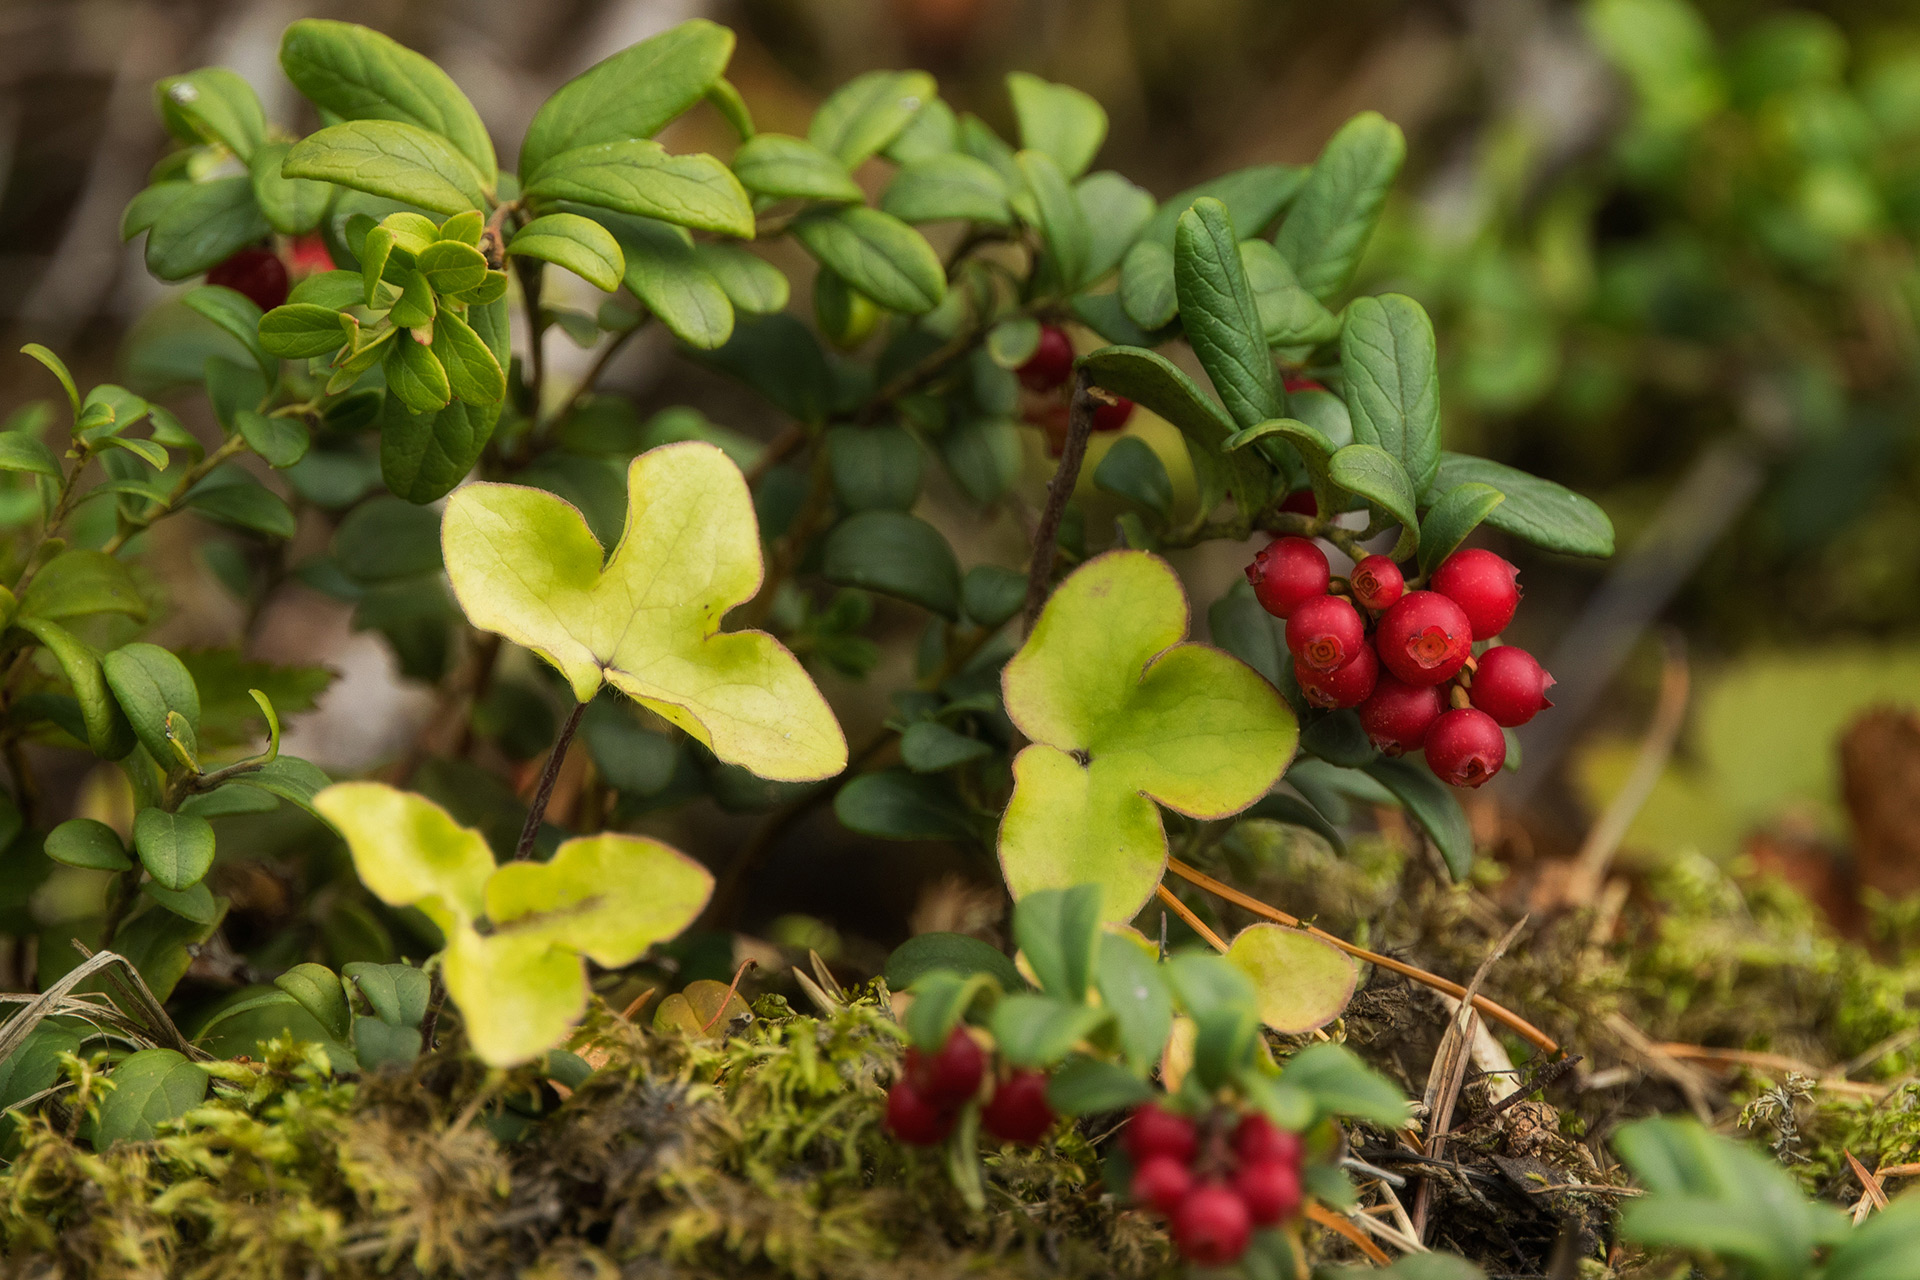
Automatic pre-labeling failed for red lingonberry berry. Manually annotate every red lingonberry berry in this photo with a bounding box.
[1431,548,1521,640]
[1283,376,1325,393]
[1356,675,1444,754]
[1470,645,1556,727]
[1245,536,1329,620]
[1131,1154,1194,1214]
[904,1027,985,1108]
[207,247,289,312]
[886,1080,955,1145]
[1017,324,1075,391]
[981,1068,1055,1144]
[1286,594,1365,673]
[1279,488,1317,517]
[285,233,335,278]
[1232,1112,1303,1167]
[1171,1182,1252,1266]
[1374,591,1473,686]
[1122,1102,1198,1164]
[1092,396,1134,432]
[1235,1159,1303,1226]
[1028,400,1071,457]
[1424,708,1507,788]
[1350,555,1405,611]
[1296,644,1378,709]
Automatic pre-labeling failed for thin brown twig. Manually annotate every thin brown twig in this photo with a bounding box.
[1154,884,1227,952]
[1306,1202,1391,1265]
[1163,858,1561,1055]
[698,959,759,1033]
[513,700,586,861]
[1022,371,1095,634]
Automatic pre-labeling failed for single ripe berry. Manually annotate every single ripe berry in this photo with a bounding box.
[206,247,289,312]
[1232,1112,1303,1167]
[1286,594,1365,673]
[1235,1159,1302,1226]
[1092,396,1134,432]
[1432,548,1521,640]
[1374,591,1473,686]
[285,233,335,278]
[1017,324,1075,391]
[1245,536,1329,620]
[1424,708,1508,788]
[1296,644,1377,709]
[1171,1182,1252,1266]
[1122,1101,1198,1164]
[904,1027,985,1109]
[1470,645,1556,727]
[1356,675,1444,754]
[981,1069,1055,1144]
[1279,488,1317,517]
[1131,1154,1194,1214]
[886,1080,954,1145]
[1350,555,1405,611]
[1283,376,1326,393]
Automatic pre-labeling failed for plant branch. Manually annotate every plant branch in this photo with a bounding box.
[513,699,586,861]
[543,319,646,437]
[101,433,251,556]
[1021,370,1096,634]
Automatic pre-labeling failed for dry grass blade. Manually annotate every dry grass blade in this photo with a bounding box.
[1165,858,1561,1054]
[1604,1013,1714,1122]
[1846,1150,1889,1223]
[0,948,202,1063]
[1306,1201,1392,1265]
[1652,1043,1885,1099]
[1154,883,1229,952]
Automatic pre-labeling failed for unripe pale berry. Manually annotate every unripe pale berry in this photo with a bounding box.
[1470,645,1556,727]
[981,1068,1055,1144]
[1234,1158,1303,1226]
[1232,1112,1302,1167]
[207,247,289,313]
[1374,591,1473,686]
[1245,536,1329,620]
[1092,397,1134,432]
[904,1027,985,1108]
[1350,555,1405,611]
[1296,644,1377,709]
[1123,1102,1198,1164]
[1172,1182,1252,1266]
[1432,548,1521,640]
[886,1080,954,1145]
[1017,325,1075,391]
[1356,675,1444,754]
[1131,1155,1194,1214]
[1286,594,1365,673]
[1424,707,1507,788]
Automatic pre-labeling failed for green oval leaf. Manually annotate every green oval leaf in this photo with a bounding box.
[1273,111,1405,301]
[731,133,862,203]
[158,67,267,160]
[886,932,1025,993]
[104,642,201,766]
[792,207,946,316]
[142,177,271,281]
[1418,482,1506,577]
[1174,198,1283,430]
[1007,72,1108,179]
[821,510,959,617]
[1016,149,1091,292]
[834,769,975,841]
[809,70,937,168]
[880,153,1012,225]
[45,818,132,871]
[16,619,136,759]
[603,215,734,350]
[525,141,753,239]
[431,308,507,405]
[133,808,216,891]
[249,140,332,235]
[21,550,146,623]
[86,1049,208,1147]
[259,304,351,359]
[1119,239,1177,329]
[1426,453,1615,558]
[283,120,488,216]
[1340,293,1441,496]
[694,244,789,315]
[1328,442,1419,547]
[508,213,625,292]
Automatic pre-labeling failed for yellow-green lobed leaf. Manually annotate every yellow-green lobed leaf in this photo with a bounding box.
[1224,923,1356,1034]
[485,832,712,967]
[442,442,847,782]
[999,552,1297,920]
[313,781,492,932]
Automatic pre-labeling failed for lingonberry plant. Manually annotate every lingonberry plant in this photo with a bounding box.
[0,13,1620,1272]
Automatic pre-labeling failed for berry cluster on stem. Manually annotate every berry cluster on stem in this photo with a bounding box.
[1017,323,1133,455]
[1124,1100,1304,1266]
[885,1027,1058,1147]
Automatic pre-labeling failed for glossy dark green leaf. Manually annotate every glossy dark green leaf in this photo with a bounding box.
[16,619,135,759]
[793,207,946,315]
[272,963,352,1042]
[0,1023,82,1110]
[990,993,1109,1069]
[431,308,507,404]
[1301,709,1378,768]
[1224,417,1339,516]
[508,213,624,291]
[900,721,990,773]
[960,564,1026,629]
[1341,293,1441,495]
[1272,111,1405,300]
[900,969,1000,1051]
[822,510,959,617]
[827,425,921,512]
[1119,240,1177,329]
[1328,443,1419,546]
[384,332,451,413]
[940,414,1022,505]
[249,141,331,236]
[237,411,310,469]
[1007,72,1107,178]
[693,244,788,314]
[1363,756,1473,879]
[885,932,1024,993]
[694,313,836,426]
[1418,483,1507,577]
[280,18,496,178]
[344,961,432,1027]
[1240,240,1341,346]
[1017,149,1091,291]
[880,153,1011,225]
[1174,199,1282,429]
[258,304,351,359]
[731,133,862,203]
[1047,1053,1155,1115]
[885,96,957,164]
[104,642,201,766]
[143,177,271,281]
[809,70,937,168]
[45,818,132,872]
[283,121,487,216]
[1095,934,1173,1074]
[834,769,975,841]
[133,808,215,891]
[415,239,488,295]
[1242,792,1346,856]
[1426,453,1615,557]
[184,477,297,539]
[21,551,146,623]
[524,141,752,238]
[85,1048,208,1147]
[1076,171,1156,281]
[604,214,734,349]
[121,183,189,243]
[518,20,733,180]
[1093,435,1173,517]
[225,756,331,816]
[182,285,271,377]
[142,879,219,924]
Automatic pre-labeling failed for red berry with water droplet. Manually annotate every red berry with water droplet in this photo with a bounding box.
[1018,324,1075,391]
[1132,1154,1194,1214]
[1092,396,1134,431]
[1357,674,1445,754]
[1424,707,1508,788]
[1374,591,1473,686]
[886,1080,955,1145]
[904,1027,985,1108]
[1296,643,1377,709]
[1350,555,1405,611]
[1432,548,1521,640]
[1123,1101,1198,1164]
[1172,1182,1252,1265]
[981,1068,1055,1144]
[1245,536,1329,620]
[1287,594,1366,673]
[206,247,288,312]
[1235,1159,1303,1226]
[1470,645,1556,727]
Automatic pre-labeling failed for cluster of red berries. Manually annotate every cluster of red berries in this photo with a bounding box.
[1125,1101,1303,1266]
[1016,324,1134,456]
[885,1027,1056,1146]
[1246,531,1555,788]
[204,234,335,314]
